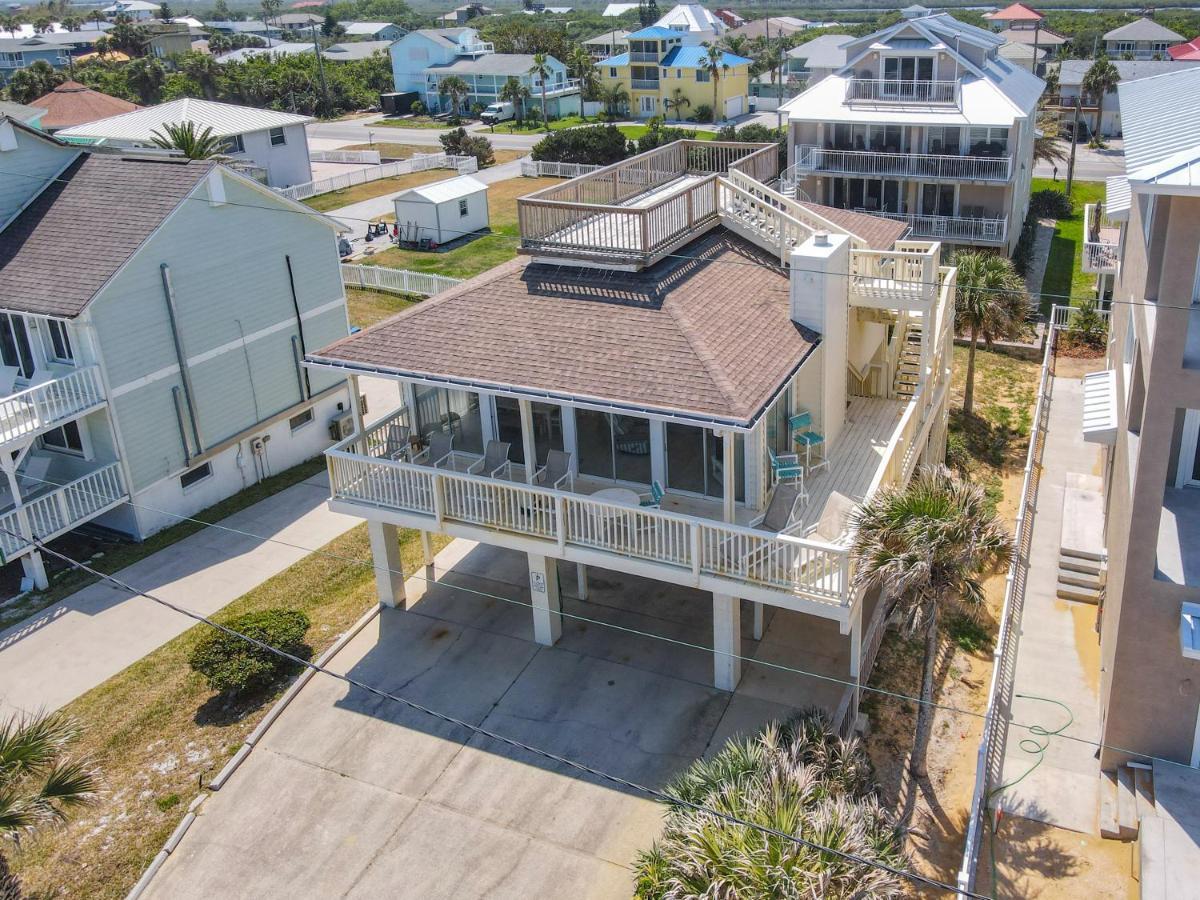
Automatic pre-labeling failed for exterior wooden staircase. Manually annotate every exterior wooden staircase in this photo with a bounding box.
[892,321,923,400]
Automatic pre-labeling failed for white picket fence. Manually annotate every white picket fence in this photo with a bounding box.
[341,264,462,298]
[311,149,382,164]
[521,160,603,178]
[278,154,479,202]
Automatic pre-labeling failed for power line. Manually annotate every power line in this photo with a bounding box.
[10,528,991,900]
[11,467,1200,776]
[0,161,1171,309]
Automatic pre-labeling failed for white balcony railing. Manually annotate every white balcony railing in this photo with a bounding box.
[0,366,106,448]
[327,422,851,608]
[0,462,126,560]
[1082,203,1120,275]
[845,78,960,106]
[791,145,1013,183]
[457,40,493,55]
[861,210,1008,244]
[848,242,942,309]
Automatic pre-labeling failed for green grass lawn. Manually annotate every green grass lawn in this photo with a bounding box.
[617,123,716,141]
[346,287,417,328]
[489,114,589,135]
[374,116,456,130]
[1031,176,1106,315]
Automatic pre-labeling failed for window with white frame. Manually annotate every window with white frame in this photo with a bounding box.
[225,133,245,154]
[268,127,286,146]
[42,420,84,455]
[43,319,73,363]
[0,53,23,67]
[968,126,1009,154]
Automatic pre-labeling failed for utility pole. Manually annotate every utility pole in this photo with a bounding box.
[310,23,330,118]
[1065,96,1080,199]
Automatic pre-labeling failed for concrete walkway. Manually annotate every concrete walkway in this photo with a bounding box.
[0,378,401,718]
[999,374,1104,834]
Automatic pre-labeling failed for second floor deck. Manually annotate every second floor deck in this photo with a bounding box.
[1083,202,1120,275]
[0,365,107,453]
[789,145,1014,184]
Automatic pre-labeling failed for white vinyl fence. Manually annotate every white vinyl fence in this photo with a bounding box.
[310,149,382,164]
[341,264,462,298]
[521,160,603,178]
[278,154,479,202]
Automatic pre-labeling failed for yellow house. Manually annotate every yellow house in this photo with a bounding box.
[598,26,752,121]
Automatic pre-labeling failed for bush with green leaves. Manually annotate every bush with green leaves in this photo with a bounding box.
[634,712,908,898]
[631,118,696,154]
[1029,188,1072,220]
[1064,299,1108,350]
[188,609,310,695]
[530,124,628,165]
[691,103,712,123]
[438,127,495,167]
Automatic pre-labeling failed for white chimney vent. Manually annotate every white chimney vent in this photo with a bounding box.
[814,231,830,247]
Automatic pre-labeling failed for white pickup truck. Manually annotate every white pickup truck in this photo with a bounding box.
[480,101,516,125]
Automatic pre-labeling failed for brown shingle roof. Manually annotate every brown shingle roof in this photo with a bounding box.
[31,81,140,133]
[312,231,818,426]
[796,202,910,250]
[0,154,211,318]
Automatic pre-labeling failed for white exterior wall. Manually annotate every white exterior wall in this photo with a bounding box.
[393,190,489,244]
[120,388,347,538]
[236,123,312,188]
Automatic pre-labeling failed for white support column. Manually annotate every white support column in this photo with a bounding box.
[528,552,561,645]
[518,397,537,484]
[713,592,742,691]
[404,530,436,605]
[348,374,365,433]
[848,600,863,678]
[367,520,407,609]
[576,563,588,600]
[752,601,764,641]
[21,551,48,592]
[561,405,578,477]
[649,420,666,487]
[479,391,497,443]
[721,429,736,524]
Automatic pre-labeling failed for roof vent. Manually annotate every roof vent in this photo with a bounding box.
[814,231,830,247]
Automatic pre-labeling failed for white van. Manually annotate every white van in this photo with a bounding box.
[481,101,516,125]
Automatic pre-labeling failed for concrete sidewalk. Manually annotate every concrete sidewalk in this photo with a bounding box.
[0,471,361,717]
[999,374,1104,834]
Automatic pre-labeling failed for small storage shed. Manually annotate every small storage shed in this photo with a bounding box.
[392,175,489,246]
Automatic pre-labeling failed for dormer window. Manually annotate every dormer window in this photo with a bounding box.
[883,56,934,82]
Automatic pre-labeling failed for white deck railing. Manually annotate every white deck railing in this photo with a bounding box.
[845,78,960,106]
[327,423,851,607]
[0,462,126,560]
[521,160,603,178]
[341,264,462,298]
[311,149,382,165]
[276,154,477,202]
[1082,203,1120,275]
[848,242,940,309]
[0,366,106,449]
[791,145,1012,182]
[861,209,1008,244]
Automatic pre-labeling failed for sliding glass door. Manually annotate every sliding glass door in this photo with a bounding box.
[493,397,564,466]
[665,423,744,501]
[575,409,652,484]
[413,386,483,454]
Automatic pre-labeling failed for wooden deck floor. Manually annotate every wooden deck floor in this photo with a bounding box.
[790,397,906,534]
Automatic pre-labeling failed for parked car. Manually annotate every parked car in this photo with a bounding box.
[481,102,516,125]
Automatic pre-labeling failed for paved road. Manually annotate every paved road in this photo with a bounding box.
[0,378,401,717]
[309,116,544,152]
[1034,139,1125,183]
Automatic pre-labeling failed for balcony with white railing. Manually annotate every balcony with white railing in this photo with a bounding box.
[790,145,1013,183]
[0,460,126,562]
[1082,203,1120,275]
[457,40,494,56]
[0,366,107,451]
[845,78,960,106]
[848,241,943,310]
[860,209,1008,245]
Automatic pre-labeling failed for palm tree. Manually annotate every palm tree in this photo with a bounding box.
[721,33,749,57]
[663,87,689,122]
[151,120,229,159]
[599,81,628,119]
[0,14,22,38]
[181,50,221,100]
[700,42,730,123]
[260,0,281,35]
[500,76,531,125]
[954,251,1028,415]
[0,711,99,879]
[437,74,469,119]
[1033,110,1066,168]
[528,51,553,131]
[634,712,908,897]
[1040,65,1059,99]
[851,467,1012,779]
[86,9,106,30]
[1082,55,1119,142]
[125,56,167,104]
[567,45,598,117]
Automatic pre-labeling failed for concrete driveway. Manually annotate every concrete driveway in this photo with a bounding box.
[147,540,853,899]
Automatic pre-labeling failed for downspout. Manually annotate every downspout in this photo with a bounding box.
[284,255,312,399]
[159,264,203,454]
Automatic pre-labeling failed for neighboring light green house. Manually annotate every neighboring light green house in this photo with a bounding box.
[0,117,351,589]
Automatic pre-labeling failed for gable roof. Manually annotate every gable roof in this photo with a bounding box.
[787,33,853,68]
[1119,66,1200,184]
[0,100,47,125]
[1103,17,1184,42]
[29,81,141,132]
[56,98,311,141]
[584,29,629,45]
[0,153,212,318]
[728,17,811,39]
[661,46,750,68]
[626,26,679,40]
[308,230,817,428]
[430,52,559,76]
[1168,36,1200,60]
[652,3,723,34]
[324,40,393,60]
[395,175,486,203]
[342,21,401,34]
[997,25,1067,45]
[1057,58,1200,86]
[406,27,473,47]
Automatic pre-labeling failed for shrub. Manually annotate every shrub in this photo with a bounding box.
[631,119,696,154]
[1063,299,1108,351]
[531,124,628,165]
[1010,213,1038,277]
[1029,188,1072,219]
[692,103,713,123]
[189,608,310,695]
[439,127,495,167]
[409,99,425,116]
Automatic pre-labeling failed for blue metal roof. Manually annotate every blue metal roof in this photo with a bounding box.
[661,46,751,68]
[599,51,630,65]
[626,26,679,39]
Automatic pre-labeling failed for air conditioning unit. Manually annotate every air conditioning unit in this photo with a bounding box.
[329,412,355,441]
